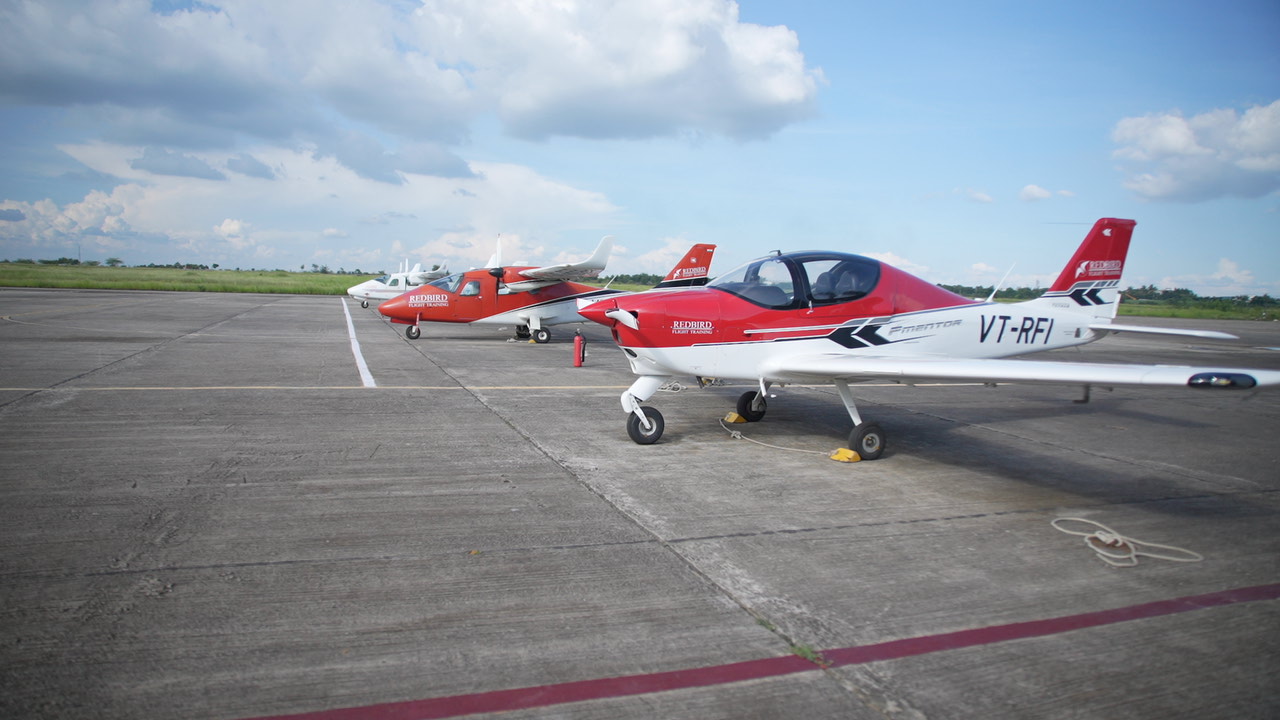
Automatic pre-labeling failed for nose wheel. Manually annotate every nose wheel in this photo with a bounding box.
[626,406,665,444]
[406,325,421,339]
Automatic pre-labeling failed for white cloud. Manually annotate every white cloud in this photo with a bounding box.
[5,145,621,270]
[1112,100,1280,202]
[408,0,822,140]
[1157,258,1276,296]
[956,188,994,203]
[0,0,823,267]
[615,235,710,276]
[1019,185,1052,201]
[1,0,820,172]
[215,218,254,250]
[864,251,930,278]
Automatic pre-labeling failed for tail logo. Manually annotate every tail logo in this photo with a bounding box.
[672,266,709,279]
[1075,259,1124,279]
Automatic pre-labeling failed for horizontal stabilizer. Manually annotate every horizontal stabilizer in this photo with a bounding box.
[1089,323,1238,341]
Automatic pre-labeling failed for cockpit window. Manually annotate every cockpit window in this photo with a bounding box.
[707,256,796,308]
[459,280,481,297]
[801,255,879,304]
[428,272,465,294]
[388,277,400,287]
[372,275,389,284]
[709,252,881,308]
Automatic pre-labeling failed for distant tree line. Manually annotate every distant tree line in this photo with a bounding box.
[2,257,379,275]
[939,283,1278,308]
[601,272,665,286]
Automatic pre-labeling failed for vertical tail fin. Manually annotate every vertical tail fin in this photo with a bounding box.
[654,243,717,288]
[1029,218,1135,319]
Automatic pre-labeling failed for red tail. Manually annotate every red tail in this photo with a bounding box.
[655,243,717,287]
[1047,218,1135,292]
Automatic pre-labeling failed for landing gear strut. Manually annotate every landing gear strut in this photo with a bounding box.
[834,379,884,459]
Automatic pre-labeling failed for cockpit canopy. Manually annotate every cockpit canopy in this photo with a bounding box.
[707,251,881,309]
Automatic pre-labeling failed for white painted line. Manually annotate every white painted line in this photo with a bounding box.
[341,298,377,388]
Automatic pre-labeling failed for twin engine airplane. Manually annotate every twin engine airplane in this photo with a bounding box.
[347,260,449,308]
[577,218,1280,457]
[379,237,716,342]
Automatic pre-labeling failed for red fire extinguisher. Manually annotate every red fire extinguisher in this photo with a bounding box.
[573,330,586,367]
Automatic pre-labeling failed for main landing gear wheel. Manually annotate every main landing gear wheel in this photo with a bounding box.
[626,406,665,444]
[406,325,421,340]
[736,390,766,422]
[515,325,532,340]
[360,300,369,308]
[532,328,551,344]
[848,422,885,460]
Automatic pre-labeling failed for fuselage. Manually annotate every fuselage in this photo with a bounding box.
[579,250,1106,383]
[348,275,423,303]
[379,267,620,327]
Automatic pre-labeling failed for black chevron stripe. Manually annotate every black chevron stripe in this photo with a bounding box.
[827,323,889,348]
[1068,288,1110,306]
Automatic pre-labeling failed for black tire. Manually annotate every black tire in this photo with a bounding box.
[848,422,885,460]
[515,325,532,339]
[626,407,665,444]
[736,390,766,422]
[406,325,421,340]
[360,300,369,309]
[532,328,551,344]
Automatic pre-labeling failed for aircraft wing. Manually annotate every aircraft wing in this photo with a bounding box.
[517,236,614,283]
[762,354,1280,390]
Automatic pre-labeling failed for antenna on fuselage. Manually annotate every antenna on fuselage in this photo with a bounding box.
[985,264,1016,302]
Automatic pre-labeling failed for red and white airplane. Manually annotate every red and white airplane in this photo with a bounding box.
[577,218,1280,457]
[379,237,716,342]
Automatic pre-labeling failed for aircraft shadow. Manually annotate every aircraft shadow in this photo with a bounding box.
[697,385,1275,520]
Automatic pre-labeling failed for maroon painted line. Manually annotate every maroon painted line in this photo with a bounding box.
[824,582,1280,667]
[248,583,1280,720]
[252,655,816,720]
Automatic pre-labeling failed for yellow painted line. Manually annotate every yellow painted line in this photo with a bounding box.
[0,385,632,391]
[0,382,990,392]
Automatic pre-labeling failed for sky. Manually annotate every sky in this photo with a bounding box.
[1,0,1277,295]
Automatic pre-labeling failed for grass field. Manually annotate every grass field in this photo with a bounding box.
[1,262,1271,320]
[0,263,355,294]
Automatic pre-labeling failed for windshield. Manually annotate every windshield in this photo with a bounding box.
[708,252,880,308]
[707,256,796,308]
[428,272,465,294]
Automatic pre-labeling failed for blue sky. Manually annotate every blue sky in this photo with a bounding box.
[1,1,1277,295]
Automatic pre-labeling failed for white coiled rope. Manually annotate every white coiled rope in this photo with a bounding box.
[1051,517,1203,568]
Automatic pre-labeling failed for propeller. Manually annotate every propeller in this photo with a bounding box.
[605,308,640,330]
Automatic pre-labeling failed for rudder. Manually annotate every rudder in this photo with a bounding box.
[1032,218,1135,319]
[654,243,717,288]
